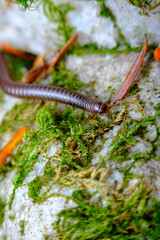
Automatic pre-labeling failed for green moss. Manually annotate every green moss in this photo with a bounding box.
[2,97,158,208]
[128,0,160,14]
[53,184,160,239]
[97,2,130,49]
[129,0,142,6]
[19,220,25,236]
[70,1,148,56]
[28,176,42,202]
[28,161,55,203]
[71,43,145,55]
[8,214,15,221]
[139,99,145,104]
[129,83,141,95]
[0,101,43,176]
[99,1,113,18]
[0,53,32,105]
[28,171,55,203]
[0,198,5,226]
[44,236,49,240]
[49,60,86,91]
[70,0,155,56]
[43,0,74,45]
[13,0,41,10]
[4,53,33,82]
[129,0,152,8]
[26,107,111,203]
[0,90,5,104]
[8,118,55,208]
[0,101,41,134]
[154,102,160,111]
[109,111,160,163]
[14,0,151,56]
[7,105,110,207]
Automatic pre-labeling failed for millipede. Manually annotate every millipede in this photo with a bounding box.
[0,37,148,115]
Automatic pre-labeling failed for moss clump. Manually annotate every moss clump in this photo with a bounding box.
[8,214,15,221]
[71,43,145,55]
[8,105,110,207]
[43,0,74,45]
[19,220,25,235]
[0,53,32,105]
[4,53,33,82]
[53,183,160,239]
[0,198,5,226]
[28,175,49,203]
[154,102,160,111]
[49,60,86,91]
[109,111,160,162]
[0,90,5,104]
[98,2,131,49]
[129,83,141,95]
[129,0,147,7]
[129,0,160,14]
[13,0,41,10]
[26,107,110,203]
[0,101,42,135]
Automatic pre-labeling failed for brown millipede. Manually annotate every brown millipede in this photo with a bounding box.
[0,53,109,115]
[0,38,148,115]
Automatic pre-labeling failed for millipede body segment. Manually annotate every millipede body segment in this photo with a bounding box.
[0,53,109,115]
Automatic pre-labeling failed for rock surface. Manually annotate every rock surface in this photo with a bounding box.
[0,0,160,239]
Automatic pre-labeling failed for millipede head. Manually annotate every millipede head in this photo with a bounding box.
[98,103,110,115]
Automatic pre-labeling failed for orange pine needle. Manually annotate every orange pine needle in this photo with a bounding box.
[6,0,12,7]
[0,126,28,167]
[154,47,160,62]
[22,65,46,83]
[46,33,79,76]
[0,41,35,60]
[112,36,148,105]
